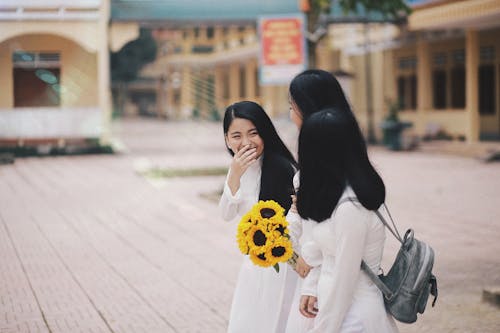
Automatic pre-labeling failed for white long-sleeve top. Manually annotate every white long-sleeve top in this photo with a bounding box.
[299,187,398,333]
[284,172,316,333]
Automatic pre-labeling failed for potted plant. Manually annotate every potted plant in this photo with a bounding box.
[380,99,413,151]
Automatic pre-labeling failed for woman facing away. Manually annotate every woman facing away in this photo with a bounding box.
[285,69,356,333]
[218,101,299,333]
[295,107,399,333]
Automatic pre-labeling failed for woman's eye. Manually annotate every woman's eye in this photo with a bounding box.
[231,135,240,139]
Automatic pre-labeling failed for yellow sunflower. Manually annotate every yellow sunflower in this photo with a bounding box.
[251,200,285,223]
[266,237,294,266]
[237,212,255,254]
[269,221,289,238]
[249,248,273,267]
[237,231,250,254]
[246,224,271,249]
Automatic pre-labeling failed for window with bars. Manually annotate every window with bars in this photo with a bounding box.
[429,49,465,110]
[479,46,496,115]
[13,51,60,68]
[396,56,417,111]
[432,53,447,109]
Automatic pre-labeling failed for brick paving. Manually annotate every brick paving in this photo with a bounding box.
[1,117,499,333]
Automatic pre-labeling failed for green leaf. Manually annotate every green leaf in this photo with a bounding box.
[273,263,280,273]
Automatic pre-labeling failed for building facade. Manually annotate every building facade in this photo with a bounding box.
[328,0,500,142]
[109,0,306,119]
[6,1,495,147]
[125,24,264,120]
[0,0,112,148]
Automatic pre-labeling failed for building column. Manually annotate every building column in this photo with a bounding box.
[180,65,192,118]
[182,28,193,55]
[465,29,480,143]
[214,65,224,112]
[99,0,112,144]
[417,35,431,111]
[371,50,384,141]
[156,75,166,118]
[384,50,396,103]
[229,62,239,103]
[165,68,174,119]
[245,59,256,100]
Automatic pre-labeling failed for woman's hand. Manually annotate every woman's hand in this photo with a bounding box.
[299,295,318,318]
[294,256,312,278]
[227,145,257,195]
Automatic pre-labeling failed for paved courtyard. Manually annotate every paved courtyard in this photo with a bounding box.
[1,118,499,333]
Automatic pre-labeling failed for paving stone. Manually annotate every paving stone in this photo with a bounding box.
[0,118,499,332]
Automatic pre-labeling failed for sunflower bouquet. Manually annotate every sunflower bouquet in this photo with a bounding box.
[237,200,294,273]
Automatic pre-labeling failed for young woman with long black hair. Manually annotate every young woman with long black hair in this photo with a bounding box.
[219,101,298,333]
[295,108,399,333]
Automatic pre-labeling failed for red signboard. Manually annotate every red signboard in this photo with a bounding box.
[258,14,307,85]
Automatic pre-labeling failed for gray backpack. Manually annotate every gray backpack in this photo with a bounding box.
[339,198,438,323]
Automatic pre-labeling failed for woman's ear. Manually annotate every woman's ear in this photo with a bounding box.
[225,136,233,152]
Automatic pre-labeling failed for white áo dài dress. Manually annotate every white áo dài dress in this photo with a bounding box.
[300,187,399,333]
[284,174,315,333]
[219,157,298,333]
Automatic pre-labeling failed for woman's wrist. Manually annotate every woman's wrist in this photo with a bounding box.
[287,251,299,269]
[227,179,240,196]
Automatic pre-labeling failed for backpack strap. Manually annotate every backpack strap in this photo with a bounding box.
[430,274,438,307]
[360,260,394,300]
[378,204,403,244]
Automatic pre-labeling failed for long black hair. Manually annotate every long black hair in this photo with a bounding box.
[297,108,385,222]
[223,101,297,212]
[289,69,351,120]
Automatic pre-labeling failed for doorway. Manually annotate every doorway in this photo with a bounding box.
[13,68,61,107]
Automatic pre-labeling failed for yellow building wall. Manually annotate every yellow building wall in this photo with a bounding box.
[350,50,387,140]
[372,50,386,140]
[110,22,140,52]
[350,55,369,132]
[387,29,500,138]
[316,39,337,70]
[346,42,466,139]
[0,34,98,108]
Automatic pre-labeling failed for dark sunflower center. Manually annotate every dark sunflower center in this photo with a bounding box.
[276,225,285,235]
[257,253,267,260]
[260,208,276,218]
[253,230,267,246]
[271,246,286,257]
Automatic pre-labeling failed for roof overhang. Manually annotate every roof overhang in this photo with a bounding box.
[110,0,300,26]
[408,0,500,31]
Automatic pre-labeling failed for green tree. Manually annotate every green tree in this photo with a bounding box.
[303,0,411,68]
[110,28,157,116]
[110,28,157,82]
